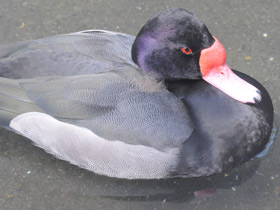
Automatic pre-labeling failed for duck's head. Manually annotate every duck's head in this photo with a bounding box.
[132,8,261,104]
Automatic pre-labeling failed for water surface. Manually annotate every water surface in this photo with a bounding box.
[0,0,279,209]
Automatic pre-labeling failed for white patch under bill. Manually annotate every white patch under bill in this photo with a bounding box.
[10,112,179,179]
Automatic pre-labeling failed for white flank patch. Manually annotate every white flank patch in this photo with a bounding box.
[10,112,179,179]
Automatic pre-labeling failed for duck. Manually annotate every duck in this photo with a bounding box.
[0,8,273,179]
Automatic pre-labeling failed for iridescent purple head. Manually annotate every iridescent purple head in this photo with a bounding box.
[131,8,214,80]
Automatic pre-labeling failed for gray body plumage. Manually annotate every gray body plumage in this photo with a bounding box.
[0,30,136,78]
[0,30,193,179]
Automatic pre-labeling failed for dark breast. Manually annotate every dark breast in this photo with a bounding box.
[166,70,273,177]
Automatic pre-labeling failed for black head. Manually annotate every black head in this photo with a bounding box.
[132,8,215,80]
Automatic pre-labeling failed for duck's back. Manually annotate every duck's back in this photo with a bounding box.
[0,30,137,79]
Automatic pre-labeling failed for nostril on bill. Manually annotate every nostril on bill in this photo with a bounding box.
[254,90,262,103]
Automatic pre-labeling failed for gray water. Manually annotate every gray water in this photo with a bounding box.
[0,0,280,209]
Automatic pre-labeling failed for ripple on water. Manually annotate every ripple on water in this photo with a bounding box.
[255,127,277,158]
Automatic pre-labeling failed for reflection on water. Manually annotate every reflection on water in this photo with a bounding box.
[24,152,261,203]
[256,127,277,158]
[100,159,262,202]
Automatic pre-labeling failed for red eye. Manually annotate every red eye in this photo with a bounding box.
[181,47,192,55]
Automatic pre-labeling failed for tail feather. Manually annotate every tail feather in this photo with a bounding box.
[0,77,43,128]
[0,41,30,58]
[0,110,18,130]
